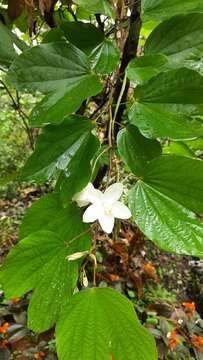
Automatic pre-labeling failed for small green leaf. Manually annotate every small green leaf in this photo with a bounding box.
[117,125,161,176]
[56,288,157,360]
[129,68,203,140]
[20,115,98,197]
[145,13,203,72]
[90,39,120,74]
[7,42,102,125]
[0,201,91,332]
[129,181,203,256]
[142,0,203,22]
[163,141,194,158]
[127,54,168,85]
[57,134,100,205]
[73,0,115,18]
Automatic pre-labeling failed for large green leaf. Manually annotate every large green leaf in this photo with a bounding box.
[126,54,168,85]
[7,42,102,125]
[20,115,99,198]
[47,22,119,74]
[0,23,27,68]
[129,68,203,140]
[73,0,115,18]
[60,21,104,55]
[142,0,203,22]
[0,202,91,332]
[31,74,101,126]
[129,103,203,140]
[56,288,157,360]
[7,42,89,93]
[19,193,76,240]
[117,125,161,175]
[135,68,203,103]
[145,13,203,73]
[43,22,104,55]
[142,156,203,214]
[129,181,203,256]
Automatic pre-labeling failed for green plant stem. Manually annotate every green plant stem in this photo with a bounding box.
[91,145,111,177]
[111,71,127,145]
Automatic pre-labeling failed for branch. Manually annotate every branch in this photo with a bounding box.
[112,1,142,135]
[94,2,142,187]
[0,80,34,150]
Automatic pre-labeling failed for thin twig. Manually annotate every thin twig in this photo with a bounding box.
[0,80,34,149]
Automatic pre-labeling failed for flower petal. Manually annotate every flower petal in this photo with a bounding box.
[98,213,115,234]
[83,204,100,223]
[111,201,131,219]
[88,189,103,204]
[72,183,95,207]
[103,183,123,203]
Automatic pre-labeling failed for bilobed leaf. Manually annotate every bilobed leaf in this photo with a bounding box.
[7,42,102,125]
[90,39,120,74]
[129,181,203,257]
[0,23,27,68]
[135,68,203,103]
[143,155,203,214]
[19,193,77,240]
[145,13,203,73]
[73,0,115,18]
[44,22,119,75]
[117,125,161,175]
[129,103,203,140]
[129,68,203,140]
[127,54,168,85]
[56,288,157,360]
[0,202,91,332]
[43,22,104,55]
[129,155,203,256]
[20,115,99,199]
[31,75,102,126]
[60,21,104,55]
[142,0,203,22]
[7,42,88,92]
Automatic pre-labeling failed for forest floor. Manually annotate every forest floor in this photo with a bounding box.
[0,184,203,360]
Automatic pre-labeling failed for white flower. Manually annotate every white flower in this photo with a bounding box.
[83,183,131,234]
[72,183,97,207]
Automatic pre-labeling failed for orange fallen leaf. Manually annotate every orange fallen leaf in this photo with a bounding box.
[143,263,156,278]
[0,323,9,334]
[182,302,196,311]
[167,330,180,350]
[11,297,20,305]
[191,335,203,352]
[108,274,120,281]
[34,352,46,359]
